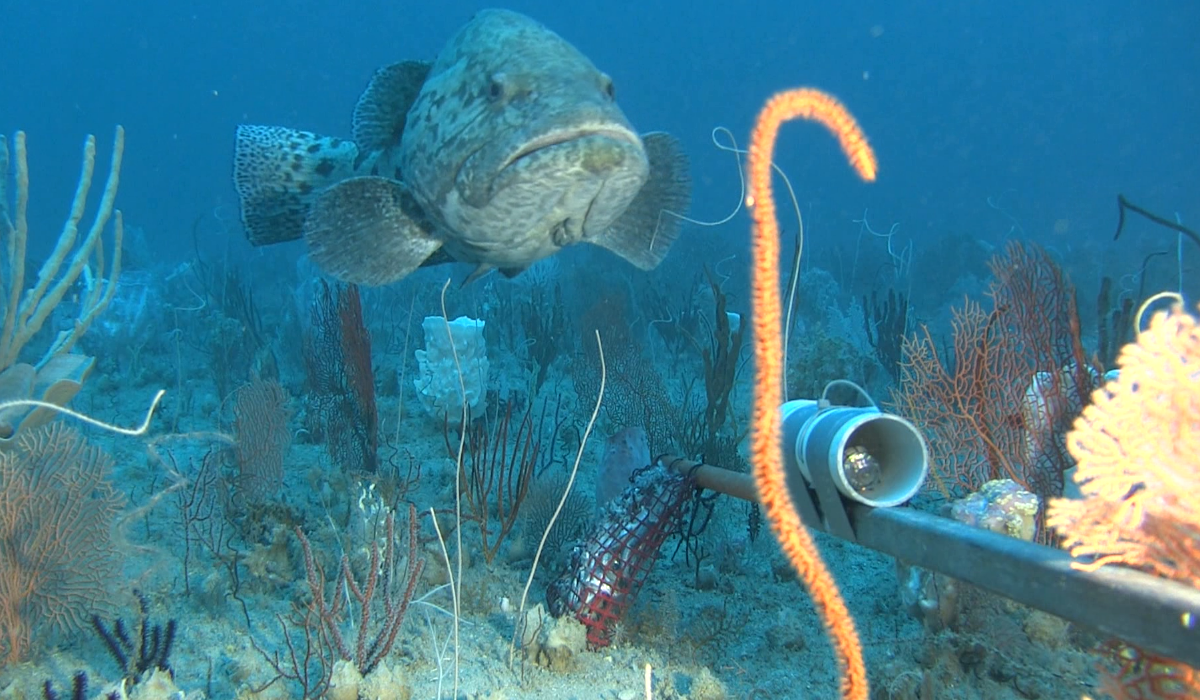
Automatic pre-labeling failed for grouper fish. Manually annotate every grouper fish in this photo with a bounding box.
[232,8,692,286]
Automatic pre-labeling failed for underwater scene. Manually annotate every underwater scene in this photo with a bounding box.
[0,1,1197,699]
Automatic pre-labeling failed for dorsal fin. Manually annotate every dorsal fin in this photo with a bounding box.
[352,60,433,153]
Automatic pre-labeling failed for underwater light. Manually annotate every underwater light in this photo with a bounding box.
[780,398,928,510]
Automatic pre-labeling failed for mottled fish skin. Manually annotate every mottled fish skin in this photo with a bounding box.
[232,125,405,246]
[232,8,689,285]
[399,9,650,270]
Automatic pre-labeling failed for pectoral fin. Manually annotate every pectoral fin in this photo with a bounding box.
[303,176,442,286]
[590,131,692,270]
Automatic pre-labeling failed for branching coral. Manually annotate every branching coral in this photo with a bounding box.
[890,242,1095,513]
[0,128,125,445]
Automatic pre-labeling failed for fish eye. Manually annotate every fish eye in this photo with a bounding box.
[488,73,507,102]
[601,75,615,100]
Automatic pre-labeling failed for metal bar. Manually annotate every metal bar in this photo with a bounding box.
[662,456,1200,667]
[852,504,1200,667]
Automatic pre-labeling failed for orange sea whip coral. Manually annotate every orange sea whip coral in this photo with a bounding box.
[746,88,876,700]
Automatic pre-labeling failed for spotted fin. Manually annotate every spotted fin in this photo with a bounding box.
[234,125,360,245]
[352,61,433,154]
[303,176,442,286]
[589,132,691,270]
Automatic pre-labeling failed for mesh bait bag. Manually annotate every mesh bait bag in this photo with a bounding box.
[545,460,697,648]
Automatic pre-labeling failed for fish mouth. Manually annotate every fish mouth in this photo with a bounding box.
[501,126,640,169]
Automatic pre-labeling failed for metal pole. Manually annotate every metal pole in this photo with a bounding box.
[661,455,1200,667]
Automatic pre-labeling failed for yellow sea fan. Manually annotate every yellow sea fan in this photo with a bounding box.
[1048,303,1200,696]
[1048,303,1200,581]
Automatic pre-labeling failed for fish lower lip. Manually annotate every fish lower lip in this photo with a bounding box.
[512,140,571,162]
[507,129,634,166]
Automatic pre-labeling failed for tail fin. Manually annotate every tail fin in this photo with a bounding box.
[233,125,360,246]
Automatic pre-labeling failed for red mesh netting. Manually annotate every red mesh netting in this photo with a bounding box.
[546,462,696,648]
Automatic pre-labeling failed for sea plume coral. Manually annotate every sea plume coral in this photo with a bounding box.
[1048,300,1199,697]
[0,128,125,445]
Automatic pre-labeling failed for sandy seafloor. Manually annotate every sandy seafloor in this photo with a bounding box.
[0,330,1110,700]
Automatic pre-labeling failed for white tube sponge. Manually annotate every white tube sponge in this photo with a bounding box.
[414,315,489,423]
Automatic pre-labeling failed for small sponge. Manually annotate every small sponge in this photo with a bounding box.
[950,478,1040,541]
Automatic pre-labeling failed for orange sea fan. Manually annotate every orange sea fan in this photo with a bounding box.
[1048,302,1200,697]
[890,241,1094,510]
[1049,303,1199,579]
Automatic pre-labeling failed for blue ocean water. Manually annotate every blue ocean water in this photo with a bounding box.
[0,1,1196,698]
